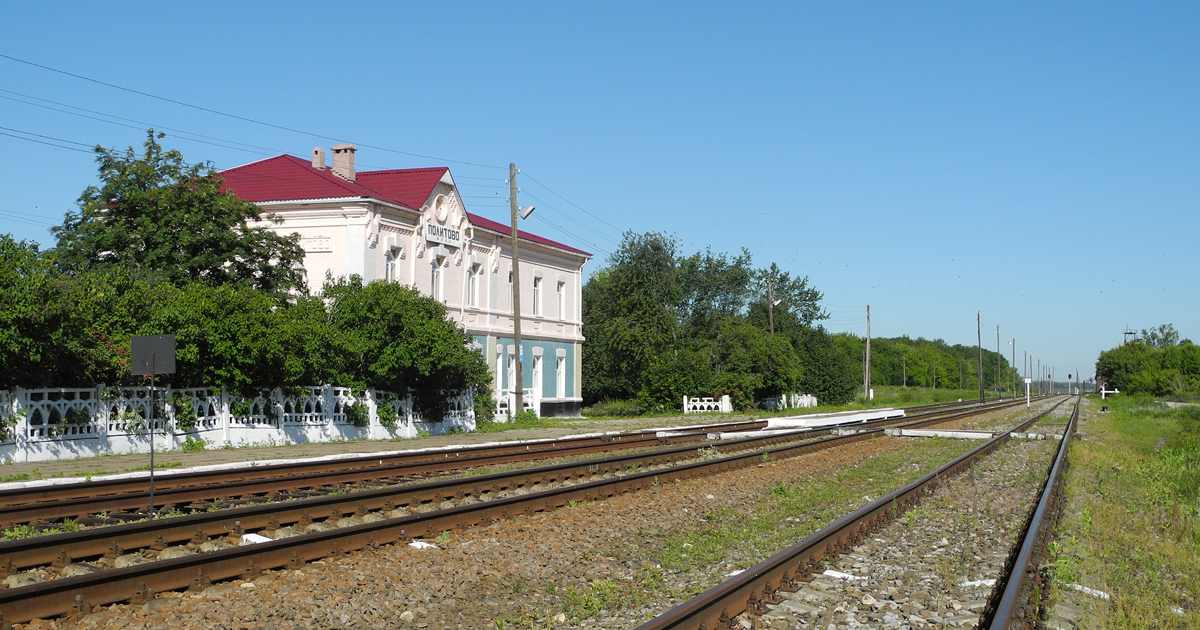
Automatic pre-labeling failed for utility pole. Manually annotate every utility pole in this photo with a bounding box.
[1011,338,1016,398]
[509,163,524,417]
[933,360,937,389]
[863,305,871,400]
[977,312,984,401]
[959,362,963,390]
[996,326,1001,399]
[766,275,776,335]
[902,355,906,388]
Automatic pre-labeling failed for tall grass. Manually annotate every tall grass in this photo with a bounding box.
[1050,398,1200,629]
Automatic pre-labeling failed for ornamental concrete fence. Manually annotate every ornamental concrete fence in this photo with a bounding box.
[761,393,820,411]
[0,385,475,464]
[683,395,733,414]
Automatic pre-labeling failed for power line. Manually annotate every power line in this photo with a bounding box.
[520,189,622,247]
[0,209,57,228]
[0,130,94,154]
[0,52,505,170]
[520,171,624,234]
[0,90,470,175]
[0,58,611,254]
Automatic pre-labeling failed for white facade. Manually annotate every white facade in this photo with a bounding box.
[221,148,590,417]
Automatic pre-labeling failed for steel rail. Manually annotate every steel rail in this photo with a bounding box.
[0,399,1049,624]
[0,400,1028,528]
[0,427,832,574]
[0,428,874,623]
[631,399,1069,630]
[0,430,717,527]
[0,419,769,509]
[980,397,1079,630]
[0,394,1032,513]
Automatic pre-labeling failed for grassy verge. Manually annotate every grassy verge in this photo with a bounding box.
[497,435,978,628]
[1047,397,1199,629]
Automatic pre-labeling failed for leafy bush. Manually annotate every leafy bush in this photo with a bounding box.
[510,410,539,424]
[376,400,400,430]
[171,392,198,432]
[181,436,207,452]
[344,401,370,428]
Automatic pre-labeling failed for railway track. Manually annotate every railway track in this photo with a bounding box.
[632,397,1075,630]
[0,397,1048,624]
[0,398,1030,530]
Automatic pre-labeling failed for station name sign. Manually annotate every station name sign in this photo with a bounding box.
[425,222,462,248]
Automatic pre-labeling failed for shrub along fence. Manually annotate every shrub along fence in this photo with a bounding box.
[0,385,475,464]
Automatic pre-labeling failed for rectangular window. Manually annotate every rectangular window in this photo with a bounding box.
[495,351,504,398]
[556,356,566,398]
[532,277,542,316]
[557,282,565,319]
[508,271,514,314]
[385,251,396,282]
[533,354,543,399]
[431,258,443,302]
[466,265,479,308]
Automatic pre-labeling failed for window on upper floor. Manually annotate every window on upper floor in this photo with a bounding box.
[508,271,514,313]
[533,277,542,316]
[431,257,444,302]
[557,281,565,319]
[467,264,480,308]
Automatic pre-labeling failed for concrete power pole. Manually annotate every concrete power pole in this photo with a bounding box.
[977,313,984,402]
[766,275,776,335]
[509,163,524,417]
[863,305,871,400]
[996,326,1001,399]
[1011,338,1016,397]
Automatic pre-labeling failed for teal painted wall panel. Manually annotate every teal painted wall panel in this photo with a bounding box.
[494,337,577,397]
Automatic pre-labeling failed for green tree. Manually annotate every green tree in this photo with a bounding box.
[1096,338,1200,397]
[1141,324,1181,349]
[582,232,680,402]
[323,276,492,421]
[675,248,753,341]
[0,236,76,388]
[712,319,801,404]
[53,130,306,297]
[795,326,859,405]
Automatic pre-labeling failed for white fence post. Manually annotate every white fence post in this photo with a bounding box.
[220,386,232,446]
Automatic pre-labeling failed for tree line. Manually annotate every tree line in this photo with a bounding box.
[830,334,1018,393]
[0,132,491,420]
[1096,324,1199,397]
[580,232,1025,412]
[581,232,860,410]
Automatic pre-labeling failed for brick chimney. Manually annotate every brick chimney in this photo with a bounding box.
[331,143,356,182]
[311,147,326,170]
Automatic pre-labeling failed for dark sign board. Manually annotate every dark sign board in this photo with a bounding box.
[131,335,177,376]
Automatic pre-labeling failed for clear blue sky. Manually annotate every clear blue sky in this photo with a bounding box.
[2,2,1197,382]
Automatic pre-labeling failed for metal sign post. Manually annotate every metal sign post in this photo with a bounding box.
[1024,377,1032,409]
[131,335,176,517]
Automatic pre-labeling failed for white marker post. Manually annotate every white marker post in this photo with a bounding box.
[1024,377,1032,409]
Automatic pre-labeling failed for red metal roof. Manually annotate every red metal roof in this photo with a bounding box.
[464,212,591,257]
[219,155,590,257]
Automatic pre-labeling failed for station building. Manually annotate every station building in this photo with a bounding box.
[218,144,591,418]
